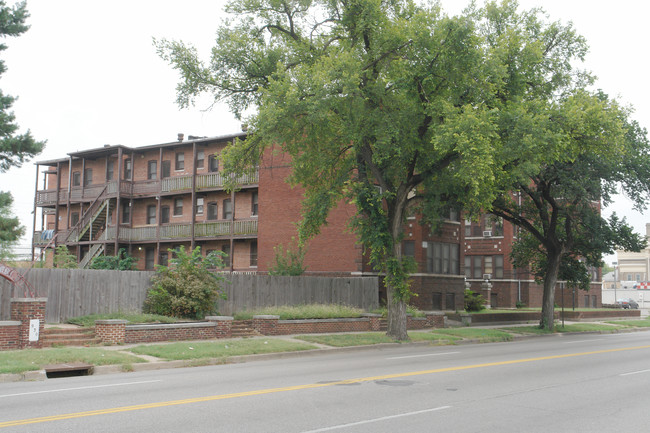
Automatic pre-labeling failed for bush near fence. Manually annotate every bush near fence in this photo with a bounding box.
[0,269,379,323]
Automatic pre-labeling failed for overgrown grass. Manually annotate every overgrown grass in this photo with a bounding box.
[0,348,145,375]
[232,304,365,320]
[67,312,180,327]
[128,339,316,360]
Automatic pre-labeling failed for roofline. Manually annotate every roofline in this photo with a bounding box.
[36,131,248,164]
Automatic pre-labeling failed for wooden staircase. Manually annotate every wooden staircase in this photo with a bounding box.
[42,327,101,347]
[231,320,263,338]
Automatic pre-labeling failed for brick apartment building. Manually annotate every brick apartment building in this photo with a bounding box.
[31,132,601,310]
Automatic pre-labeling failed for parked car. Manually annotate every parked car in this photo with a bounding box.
[617,298,639,309]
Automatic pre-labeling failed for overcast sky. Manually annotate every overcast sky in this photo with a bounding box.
[1,0,648,263]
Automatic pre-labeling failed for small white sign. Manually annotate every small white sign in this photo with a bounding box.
[29,319,40,342]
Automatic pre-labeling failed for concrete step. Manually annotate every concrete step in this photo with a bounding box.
[43,327,99,347]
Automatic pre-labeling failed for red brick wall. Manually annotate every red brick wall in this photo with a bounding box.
[0,322,21,350]
[257,149,361,274]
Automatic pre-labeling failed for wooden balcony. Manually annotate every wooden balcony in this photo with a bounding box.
[35,171,259,205]
[55,219,259,243]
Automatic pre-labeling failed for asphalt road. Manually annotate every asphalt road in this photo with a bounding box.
[1,330,650,432]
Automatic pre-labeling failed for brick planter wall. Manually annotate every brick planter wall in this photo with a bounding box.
[95,317,234,345]
[95,319,127,345]
[0,321,21,350]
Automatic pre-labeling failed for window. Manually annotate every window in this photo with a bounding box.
[159,252,168,267]
[208,154,219,172]
[124,159,132,180]
[464,219,471,237]
[71,212,80,226]
[464,256,472,278]
[72,171,81,186]
[250,241,258,267]
[175,152,184,170]
[173,198,183,216]
[207,202,218,220]
[494,255,504,278]
[222,244,231,267]
[251,192,258,216]
[493,217,504,236]
[223,199,232,219]
[146,205,156,225]
[473,256,482,279]
[196,150,204,169]
[147,160,157,180]
[484,256,493,275]
[122,202,131,224]
[445,293,455,310]
[106,160,114,181]
[161,206,170,224]
[83,168,92,186]
[196,197,204,215]
[145,248,155,270]
[162,160,171,178]
[403,241,415,257]
[426,242,459,275]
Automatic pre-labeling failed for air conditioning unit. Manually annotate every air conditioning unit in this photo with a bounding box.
[483,273,492,280]
[483,230,492,237]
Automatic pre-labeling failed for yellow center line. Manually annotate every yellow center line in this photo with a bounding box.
[2,344,649,428]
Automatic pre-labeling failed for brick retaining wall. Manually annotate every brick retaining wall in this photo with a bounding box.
[94,313,445,344]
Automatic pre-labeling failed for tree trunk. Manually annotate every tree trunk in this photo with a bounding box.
[384,192,409,341]
[386,283,408,340]
[540,249,562,331]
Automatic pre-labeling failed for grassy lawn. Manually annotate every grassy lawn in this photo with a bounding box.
[501,322,624,334]
[428,328,514,342]
[296,333,401,347]
[0,348,145,375]
[128,339,317,360]
[606,318,650,328]
[67,312,180,327]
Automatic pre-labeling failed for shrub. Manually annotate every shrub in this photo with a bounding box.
[53,245,77,268]
[143,246,227,319]
[89,248,137,270]
[268,238,306,276]
[464,289,485,312]
[515,300,526,309]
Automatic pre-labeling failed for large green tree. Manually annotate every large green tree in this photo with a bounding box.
[0,1,45,258]
[156,0,588,339]
[491,91,650,330]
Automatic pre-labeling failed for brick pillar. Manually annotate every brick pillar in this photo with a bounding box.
[252,315,280,336]
[206,316,233,339]
[361,313,382,331]
[10,298,47,349]
[95,319,127,345]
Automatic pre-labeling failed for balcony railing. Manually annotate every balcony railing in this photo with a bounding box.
[60,219,258,243]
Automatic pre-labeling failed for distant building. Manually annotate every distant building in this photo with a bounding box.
[615,223,650,288]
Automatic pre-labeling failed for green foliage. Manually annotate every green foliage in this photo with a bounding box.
[143,246,227,319]
[156,0,597,338]
[89,248,138,270]
[53,245,77,268]
[515,301,526,309]
[268,238,306,276]
[233,303,364,320]
[464,290,486,312]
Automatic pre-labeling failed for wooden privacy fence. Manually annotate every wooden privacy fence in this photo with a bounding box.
[0,269,379,323]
